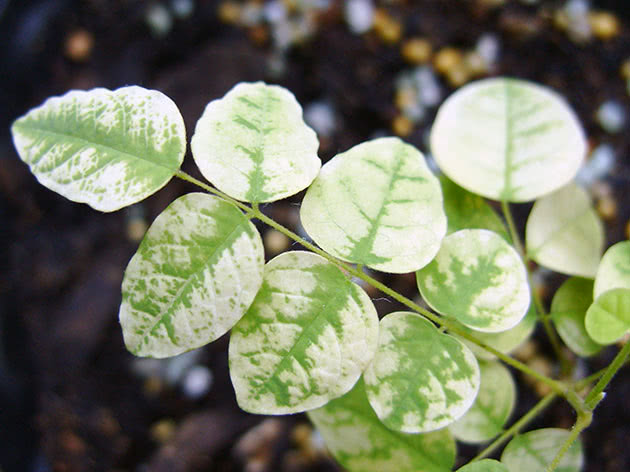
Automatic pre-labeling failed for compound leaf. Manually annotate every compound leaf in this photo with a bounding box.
[526,183,603,278]
[229,251,379,414]
[308,378,456,472]
[450,361,516,443]
[191,82,320,203]
[417,229,530,332]
[593,241,630,299]
[457,460,509,472]
[300,137,446,273]
[431,77,586,202]
[12,86,186,212]
[585,288,630,345]
[364,312,480,433]
[501,428,583,472]
[119,193,264,358]
[550,277,602,357]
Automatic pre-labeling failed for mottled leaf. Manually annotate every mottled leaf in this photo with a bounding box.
[417,229,530,332]
[12,86,185,212]
[191,82,320,203]
[551,277,602,357]
[308,379,456,472]
[119,193,264,358]
[431,77,586,202]
[585,288,630,345]
[300,137,447,273]
[229,251,379,414]
[593,241,630,299]
[364,312,480,433]
[450,361,516,443]
[526,183,603,278]
[457,459,509,472]
[501,428,583,472]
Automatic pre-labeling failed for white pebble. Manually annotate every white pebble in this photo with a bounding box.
[272,21,293,50]
[345,0,375,34]
[182,365,214,399]
[146,3,173,37]
[263,0,287,24]
[304,101,337,137]
[402,102,426,122]
[576,143,616,186]
[165,349,203,385]
[413,66,442,107]
[241,2,263,26]
[171,0,194,18]
[565,0,592,42]
[596,100,626,134]
[476,33,500,66]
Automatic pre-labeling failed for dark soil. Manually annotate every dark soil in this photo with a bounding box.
[1,1,629,471]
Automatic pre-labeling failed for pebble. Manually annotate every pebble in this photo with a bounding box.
[576,143,615,187]
[64,29,94,62]
[414,66,442,107]
[476,33,500,67]
[150,419,176,443]
[392,114,414,136]
[304,101,337,137]
[563,0,592,43]
[182,365,214,399]
[401,37,432,64]
[446,62,471,87]
[589,11,620,40]
[171,0,195,19]
[345,0,375,34]
[626,220,630,240]
[372,8,403,44]
[433,47,463,75]
[263,0,287,24]
[218,1,241,24]
[620,59,630,80]
[596,195,617,221]
[596,100,626,134]
[146,3,173,37]
[264,229,291,256]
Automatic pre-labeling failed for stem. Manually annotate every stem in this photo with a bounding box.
[584,341,630,410]
[546,412,592,472]
[472,392,557,461]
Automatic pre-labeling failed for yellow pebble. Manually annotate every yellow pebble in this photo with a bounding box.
[248,25,269,46]
[394,87,417,111]
[446,62,471,87]
[401,38,432,64]
[64,29,94,62]
[625,220,630,240]
[150,419,176,443]
[589,11,620,40]
[127,218,148,242]
[433,47,463,75]
[264,229,290,256]
[218,1,241,24]
[392,115,414,137]
[597,195,617,221]
[464,51,487,76]
[373,9,403,44]
[620,59,630,80]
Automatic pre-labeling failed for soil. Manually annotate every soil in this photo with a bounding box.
[1,1,629,471]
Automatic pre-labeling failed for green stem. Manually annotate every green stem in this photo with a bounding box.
[545,412,592,472]
[584,341,630,410]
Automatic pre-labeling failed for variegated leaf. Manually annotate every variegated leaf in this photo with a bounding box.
[526,183,603,278]
[119,193,264,358]
[501,428,584,472]
[300,137,447,273]
[593,241,630,299]
[229,251,379,414]
[431,77,586,202]
[417,229,530,332]
[585,288,630,345]
[11,86,185,212]
[308,379,456,472]
[364,312,480,433]
[457,460,509,472]
[450,361,516,443]
[190,82,320,203]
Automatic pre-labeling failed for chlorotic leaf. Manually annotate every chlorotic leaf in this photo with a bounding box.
[191,82,321,203]
[417,229,530,332]
[551,277,602,357]
[593,241,630,299]
[308,379,456,472]
[11,86,186,212]
[526,183,603,278]
[457,459,509,472]
[450,361,516,443]
[431,77,586,202]
[229,251,379,414]
[585,288,630,345]
[300,137,446,273]
[501,428,584,472]
[440,175,509,241]
[119,193,264,358]
[453,303,537,361]
[364,312,480,433]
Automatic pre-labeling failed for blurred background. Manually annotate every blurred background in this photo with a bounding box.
[1,0,629,471]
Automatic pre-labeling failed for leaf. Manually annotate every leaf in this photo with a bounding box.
[440,175,509,241]
[190,82,321,203]
[450,361,516,443]
[417,229,530,332]
[593,241,630,299]
[457,459,509,472]
[526,183,603,278]
[11,86,186,212]
[300,137,447,273]
[430,77,586,203]
[453,303,537,361]
[364,312,480,433]
[550,277,602,356]
[584,288,630,345]
[501,428,584,472]
[119,193,264,358]
[229,251,379,414]
[308,379,456,472]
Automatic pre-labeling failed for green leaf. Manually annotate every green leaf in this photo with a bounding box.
[593,241,630,299]
[501,428,584,472]
[440,175,509,241]
[364,312,480,433]
[119,193,264,358]
[431,77,586,203]
[457,459,509,472]
[550,277,602,356]
[526,183,603,278]
[417,229,530,332]
[190,82,320,203]
[585,288,630,345]
[11,86,186,212]
[308,379,456,472]
[453,303,537,361]
[300,137,446,273]
[229,251,379,414]
[450,361,516,443]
